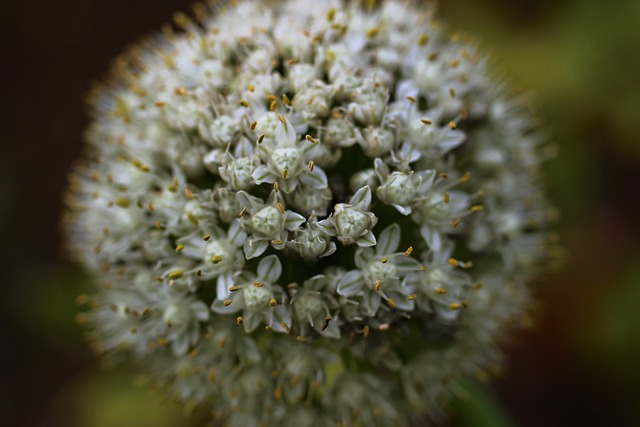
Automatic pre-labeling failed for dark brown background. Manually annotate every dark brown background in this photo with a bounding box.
[3,0,640,426]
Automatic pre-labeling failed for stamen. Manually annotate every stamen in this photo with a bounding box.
[223,300,233,306]
[175,244,184,252]
[308,161,314,171]
[210,255,222,264]
[404,246,414,257]
[277,203,285,214]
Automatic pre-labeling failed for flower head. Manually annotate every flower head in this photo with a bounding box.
[65,1,559,425]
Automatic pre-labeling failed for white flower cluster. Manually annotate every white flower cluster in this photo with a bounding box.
[65,0,559,425]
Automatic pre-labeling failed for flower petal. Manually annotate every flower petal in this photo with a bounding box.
[337,270,364,296]
[257,254,282,283]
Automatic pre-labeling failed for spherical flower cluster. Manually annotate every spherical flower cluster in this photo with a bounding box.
[65,0,559,425]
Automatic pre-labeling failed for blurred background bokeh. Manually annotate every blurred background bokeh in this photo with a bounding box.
[2,0,639,425]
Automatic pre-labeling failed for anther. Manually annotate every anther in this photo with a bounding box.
[210,255,222,264]
[381,257,388,263]
[168,270,183,279]
[277,203,285,214]
[449,88,456,98]
[321,315,332,331]
[404,246,414,257]
[175,244,184,252]
[448,258,459,267]
[257,134,265,144]
[421,118,433,125]
[363,325,370,337]
[451,218,461,228]
[374,280,381,291]
[387,298,397,308]
[406,96,417,103]
[248,84,255,92]
[250,120,257,131]
[239,99,249,108]
[281,94,290,105]
[280,322,290,333]
[271,239,283,245]
[269,100,277,111]
[461,172,471,183]
[148,200,155,211]
[274,182,279,192]
[448,121,457,129]
[253,281,264,287]
[236,316,243,325]
[239,207,247,217]
[444,192,450,203]
[203,234,211,241]
[229,285,239,292]
[277,114,286,124]
[305,134,316,143]
[407,294,417,300]
[308,161,314,171]
[418,33,429,46]
[470,205,483,213]
[450,303,461,310]
[185,188,193,200]
[223,300,233,306]
[174,87,188,96]
[435,287,447,294]
[282,168,288,179]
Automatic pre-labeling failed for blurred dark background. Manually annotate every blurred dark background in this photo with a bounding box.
[2,0,640,426]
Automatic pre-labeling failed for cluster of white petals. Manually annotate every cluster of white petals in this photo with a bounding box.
[65,0,558,425]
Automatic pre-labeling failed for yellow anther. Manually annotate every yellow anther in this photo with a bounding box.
[450,303,461,310]
[287,58,298,66]
[282,168,288,179]
[236,316,243,325]
[155,101,166,107]
[277,203,285,214]
[461,172,471,183]
[463,261,473,269]
[168,270,183,279]
[473,282,483,289]
[327,8,336,21]
[271,239,283,245]
[223,300,233,306]
[185,188,193,200]
[229,285,239,292]
[250,120,257,131]
[374,280,381,291]
[406,95,417,103]
[274,387,282,399]
[451,218,461,228]
[448,258,459,266]
[277,114,286,124]
[175,244,184,252]
[174,87,188,96]
[363,325,370,337]
[203,234,211,241]
[418,33,429,46]
[388,298,397,308]
[448,120,457,129]
[381,257,388,263]
[253,281,264,287]
[366,27,379,38]
[239,207,247,217]
[132,158,150,172]
[308,161,314,171]
[187,213,199,225]
[450,59,460,68]
[404,246,414,257]
[436,287,447,294]
[239,99,249,108]
[210,255,223,264]
[444,192,450,203]
[148,200,155,211]
[470,205,483,213]
[269,100,277,111]
[305,134,316,143]
[157,338,168,346]
[273,181,279,193]
[248,84,255,92]
[115,197,130,208]
[265,325,272,333]
[270,298,278,307]
[421,118,433,125]
[439,172,449,178]
[419,265,427,272]
[281,94,290,105]
[280,322,290,333]
[257,134,265,144]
